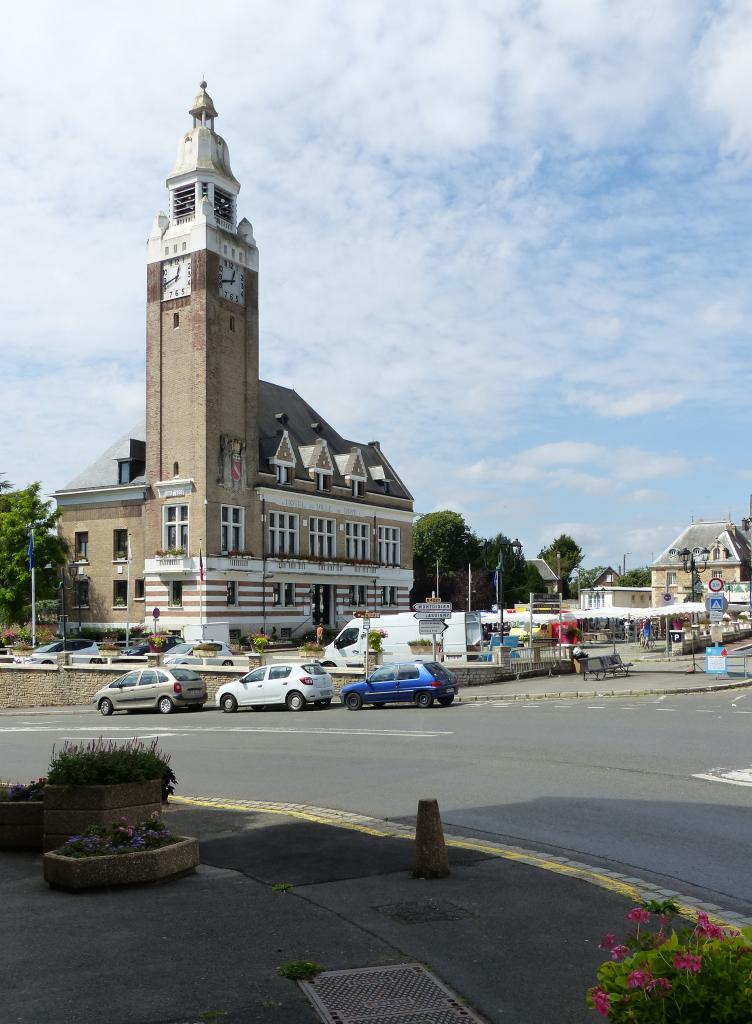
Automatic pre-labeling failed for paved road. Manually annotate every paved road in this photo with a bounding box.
[3,687,752,917]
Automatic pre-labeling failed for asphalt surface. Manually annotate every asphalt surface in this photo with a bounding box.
[3,683,752,916]
[0,802,681,1024]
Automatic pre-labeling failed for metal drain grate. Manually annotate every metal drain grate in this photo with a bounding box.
[299,963,487,1023]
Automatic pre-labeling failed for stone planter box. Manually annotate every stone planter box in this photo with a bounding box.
[0,799,44,849]
[43,779,163,852]
[43,836,199,891]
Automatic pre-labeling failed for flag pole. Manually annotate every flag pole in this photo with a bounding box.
[199,546,205,634]
[28,527,36,648]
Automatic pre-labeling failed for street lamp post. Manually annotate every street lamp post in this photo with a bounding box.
[675,546,710,672]
[496,538,522,652]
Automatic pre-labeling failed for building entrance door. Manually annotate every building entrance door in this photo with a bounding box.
[311,584,332,627]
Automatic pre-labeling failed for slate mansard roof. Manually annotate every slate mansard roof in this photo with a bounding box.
[56,382,412,502]
[653,521,752,566]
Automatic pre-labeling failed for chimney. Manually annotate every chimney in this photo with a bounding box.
[369,440,380,450]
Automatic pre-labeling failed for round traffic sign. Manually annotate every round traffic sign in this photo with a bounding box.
[661,592,673,604]
[152,607,161,619]
[708,577,724,593]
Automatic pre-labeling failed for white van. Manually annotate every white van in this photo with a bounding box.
[322,612,483,667]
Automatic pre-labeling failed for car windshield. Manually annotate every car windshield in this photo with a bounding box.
[168,643,192,655]
[171,669,201,681]
[301,663,326,674]
[425,662,452,681]
[33,642,60,653]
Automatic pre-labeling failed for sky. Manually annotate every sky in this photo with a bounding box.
[3,0,752,571]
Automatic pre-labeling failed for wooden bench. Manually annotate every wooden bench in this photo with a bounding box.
[582,654,633,680]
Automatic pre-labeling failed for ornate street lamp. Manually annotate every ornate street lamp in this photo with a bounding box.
[675,546,711,601]
[497,538,523,646]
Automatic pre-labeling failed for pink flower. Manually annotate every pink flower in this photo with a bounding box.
[673,953,702,973]
[626,907,651,924]
[646,977,672,994]
[627,970,653,989]
[599,933,616,951]
[592,988,611,1017]
[695,912,725,941]
[610,945,629,962]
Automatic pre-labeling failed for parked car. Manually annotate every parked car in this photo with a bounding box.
[341,661,458,710]
[93,667,207,715]
[17,639,103,665]
[119,641,150,657]
[163,642,235,666]
[216,662,334,713]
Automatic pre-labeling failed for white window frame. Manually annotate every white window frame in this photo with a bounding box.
[351,478,365,497]
[268,512,299,556]
[272,582,295,607]
[221,505,244,554]
[163,504,189,551]
[345,522,369,560]
[314,469,332,491]
[381,585,397,607]
[169,581,183,608]
[666,572,677,586]
[349,584,367,606]
[377,526,400,566]
[309,517,335,558]
[275,464,291,485]
[226,581,237,606]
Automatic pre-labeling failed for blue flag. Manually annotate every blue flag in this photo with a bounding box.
[27,531,35,570]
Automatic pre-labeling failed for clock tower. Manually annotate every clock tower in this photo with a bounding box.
[144,82,259,562]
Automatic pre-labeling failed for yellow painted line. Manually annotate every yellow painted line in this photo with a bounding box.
[170,795,737,929]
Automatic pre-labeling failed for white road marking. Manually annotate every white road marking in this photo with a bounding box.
[586,706,606,710]
[696,710,715,713]
[655,708,675,712]
[0,724,452,739]
[693,768,752,788]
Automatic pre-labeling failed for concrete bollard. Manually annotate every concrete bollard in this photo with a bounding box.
[413,798,450,879]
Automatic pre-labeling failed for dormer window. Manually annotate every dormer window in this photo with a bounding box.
[118,461,131,484]
[351,479,364,498]
[315,470,331,492]
[275,464,291,486]
[214,187,234,224]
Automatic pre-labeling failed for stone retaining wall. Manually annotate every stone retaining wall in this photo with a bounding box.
[0,659,572,710]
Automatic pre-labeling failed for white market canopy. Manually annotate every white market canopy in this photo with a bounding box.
[481,601,747,623]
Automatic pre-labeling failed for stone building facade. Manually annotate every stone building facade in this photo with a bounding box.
[650,520,751,606]
[54,84,414,640]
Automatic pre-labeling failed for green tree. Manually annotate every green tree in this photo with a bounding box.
[411,511,481,601]
[618,566,651,587]
[538,534,584,597]
[0,483,68,626]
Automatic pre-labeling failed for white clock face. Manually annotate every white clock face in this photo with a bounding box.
[218,258,245,304]
[162,256,192,301]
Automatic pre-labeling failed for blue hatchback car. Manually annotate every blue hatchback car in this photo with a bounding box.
[341,661,458,710]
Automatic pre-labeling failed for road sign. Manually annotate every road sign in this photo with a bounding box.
[152,607,161,619]
[705,595,728,613]
[413,602,452,616]
[414,610,451,621]
[708,577,724,593]
[418,619,448,635]
[706,646,728,674]
[353,611,370,618]
[661,592,673,604]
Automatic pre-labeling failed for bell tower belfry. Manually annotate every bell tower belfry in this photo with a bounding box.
[144,82,259,563]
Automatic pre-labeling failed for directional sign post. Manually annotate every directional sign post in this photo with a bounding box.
[413,601,452,660]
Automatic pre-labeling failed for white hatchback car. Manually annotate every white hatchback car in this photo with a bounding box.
[163,642,235,667]
[216,662,334,713]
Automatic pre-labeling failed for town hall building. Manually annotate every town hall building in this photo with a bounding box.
[53,83,414,641]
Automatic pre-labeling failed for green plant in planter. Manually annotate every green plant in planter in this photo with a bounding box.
[48,738,176,800]
[149,634,169,651]
[587,899,752,1021]
[57,814,179,859]
[408,638,432,649]
[299,643,324,656]
[368,628,387,652]
[1,778,46,801]
[252,634,269,654]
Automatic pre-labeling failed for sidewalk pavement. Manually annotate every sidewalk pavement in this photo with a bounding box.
[4,799,749,1024]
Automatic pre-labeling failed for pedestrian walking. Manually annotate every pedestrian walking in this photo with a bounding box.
[315,623,324,646]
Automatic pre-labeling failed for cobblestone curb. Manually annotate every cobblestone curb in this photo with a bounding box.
[169,795,752,931]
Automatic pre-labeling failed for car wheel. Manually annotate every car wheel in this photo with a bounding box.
[42,659,54,665]
[286,691,306,712]
[98,698,114,717]
[437,695,455,706]
[220,693,238,713]
[222,660,233,666]
[345,692,363,711]
[415,692,434,709]
[158,696,174,715]
[92,658,104,664]
[321,661,336,668]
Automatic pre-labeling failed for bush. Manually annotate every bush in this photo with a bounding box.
[368,628,388,652]
[47,738,174,791]
[299,643,324,655]
[252,634,269,653]
[0,778,46,801]
[57,814,179,859]
[587,899,752,1021]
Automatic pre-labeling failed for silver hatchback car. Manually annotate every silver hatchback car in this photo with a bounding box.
[93,667,207,715]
